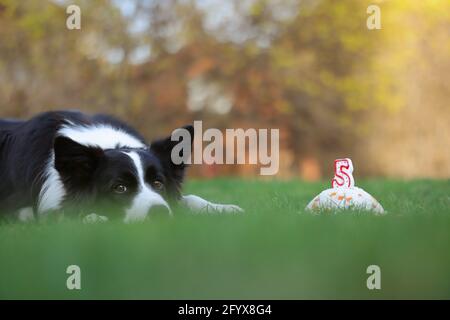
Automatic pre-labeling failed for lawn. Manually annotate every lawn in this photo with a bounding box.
[0,179,449,299]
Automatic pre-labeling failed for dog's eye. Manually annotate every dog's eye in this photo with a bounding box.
[152,180,164,191]
[113,184,128,194]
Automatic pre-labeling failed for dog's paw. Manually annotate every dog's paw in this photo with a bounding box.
[181,195,244,214]
[17,207,35,223]
[209,204,244,214]
[83,213,109,224]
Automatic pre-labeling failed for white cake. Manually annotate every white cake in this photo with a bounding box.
[305,158,385,214]
[305,186,385,214]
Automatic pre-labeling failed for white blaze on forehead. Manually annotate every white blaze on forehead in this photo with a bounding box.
[123,151,171,222]
[58,124,147,149]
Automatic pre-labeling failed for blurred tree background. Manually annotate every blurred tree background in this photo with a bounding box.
[0,0,449,179]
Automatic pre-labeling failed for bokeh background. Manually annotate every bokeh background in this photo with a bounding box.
[0,0,449,179]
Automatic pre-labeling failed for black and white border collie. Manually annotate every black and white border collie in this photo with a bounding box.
[0,111,242,222]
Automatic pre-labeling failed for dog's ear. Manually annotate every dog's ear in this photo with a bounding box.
[54,136,104,185]
[150,125,194,197]
[150,125,194,166]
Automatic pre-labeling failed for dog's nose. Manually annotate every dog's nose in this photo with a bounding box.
[149,203,172,218]
[124,192,172,223]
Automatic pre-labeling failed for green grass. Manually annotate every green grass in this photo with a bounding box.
[0,179,449,299]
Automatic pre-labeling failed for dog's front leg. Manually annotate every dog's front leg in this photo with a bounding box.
[180,195,244,214]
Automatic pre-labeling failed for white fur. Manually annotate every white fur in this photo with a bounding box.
[58,124,147,149]
[123,151,171,223]
[181,194,244,214]
[38,152,66,214]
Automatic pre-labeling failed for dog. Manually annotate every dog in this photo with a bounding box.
[0,110,242,222]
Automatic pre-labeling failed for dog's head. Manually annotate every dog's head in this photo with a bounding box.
[52,125,193,222]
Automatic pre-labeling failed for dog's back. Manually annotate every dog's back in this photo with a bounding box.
[0,118,24,130]
[0,119,23,152]
[0,119,25,212]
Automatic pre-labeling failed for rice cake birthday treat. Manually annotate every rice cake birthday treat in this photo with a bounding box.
[306,158,384,214]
